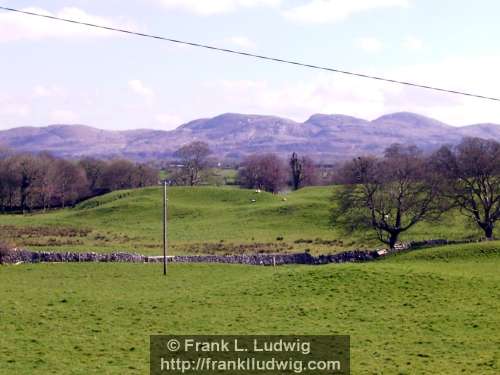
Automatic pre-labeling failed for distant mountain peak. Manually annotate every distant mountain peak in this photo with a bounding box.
[307,113,366,122]
[373,112,450,128]
[375,111,425,119]
[305,114,369,128]
[1,112,499,162]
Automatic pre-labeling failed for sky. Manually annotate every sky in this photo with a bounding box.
[1,0,500,130]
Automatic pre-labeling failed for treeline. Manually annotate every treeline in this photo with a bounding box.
[0,153,158,212]
[167,141,319,191]
[238,152,317,192]
[333,137,500,247]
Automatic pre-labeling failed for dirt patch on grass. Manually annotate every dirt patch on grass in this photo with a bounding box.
[0,225,92,238]
[1,225,92,247]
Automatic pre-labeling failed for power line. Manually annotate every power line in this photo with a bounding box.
[1,5,499,103]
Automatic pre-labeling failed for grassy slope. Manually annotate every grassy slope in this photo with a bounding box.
[0,242,498,374]
[0,186,495,254]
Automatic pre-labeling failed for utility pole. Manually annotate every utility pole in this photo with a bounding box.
[163,179,168,275]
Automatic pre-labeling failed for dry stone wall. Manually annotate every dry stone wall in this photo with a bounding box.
[0,238,485,266]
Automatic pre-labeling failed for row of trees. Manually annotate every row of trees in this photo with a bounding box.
[333,138,500,247]
[0,140,319,212]
[0,153,158,212]
[168,141,318,191]
[238,152,317,192]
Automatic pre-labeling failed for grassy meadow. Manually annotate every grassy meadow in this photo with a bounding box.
[0,242,498,374]
[0,186,494,255]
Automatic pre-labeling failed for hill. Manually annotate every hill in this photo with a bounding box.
[0,186,494,255]
[1,112,500,161]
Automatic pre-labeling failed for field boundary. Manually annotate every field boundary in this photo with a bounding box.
[1,249,379,266]
[0,238,486,266]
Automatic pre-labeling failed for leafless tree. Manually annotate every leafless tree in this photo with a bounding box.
[79,158,107,194]
[433,137,500,239]
[36,154,58,211]
[174,141,212,186]
[132,164,159,188]
[100,159,137,191]
[53,159,89,208]
[238,153,287,193]
[0,158,18,212]
[333,144,443,249]
[289,152,317,190]
[8,154,44,213]
[0,153,157,211]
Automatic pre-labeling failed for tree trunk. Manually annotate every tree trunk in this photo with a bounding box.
[20,189,27,214]
[389,232,399,250]
[484,224,494,240]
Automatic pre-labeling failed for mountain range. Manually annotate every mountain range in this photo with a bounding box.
[1,112,500,162]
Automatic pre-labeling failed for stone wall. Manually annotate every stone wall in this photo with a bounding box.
[149,250,380,266]
[1,250,145,264]
[0,238,485,266]
[2,249,380,266]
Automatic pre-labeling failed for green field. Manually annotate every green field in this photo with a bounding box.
[0,242,498,374]
[0,186,494,255]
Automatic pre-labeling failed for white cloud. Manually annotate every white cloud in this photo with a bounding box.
[402,36,423,50]
[283,0,410,24]
[128,80,155,99]
[0,93,31,118]
[155,113,183,129]
[50,109,78,123]
[0,7,134,42]
[355,37,383,53]
[33,85,66,98]
[222,36,257,50]
[202,56,500,126]
[156,0,282,15]
[204,76,386,120]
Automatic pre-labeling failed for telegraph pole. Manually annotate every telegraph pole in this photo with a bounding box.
[163,179,168,275]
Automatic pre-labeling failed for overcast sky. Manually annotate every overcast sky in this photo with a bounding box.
[1,0,500,130]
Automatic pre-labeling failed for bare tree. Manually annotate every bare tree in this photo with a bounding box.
[132,164,159,188]
[290,152,317,190]
[433,137,500,239]
[0,158,16,212]
[333,144,442,249]
[36,154,58,211]
[174,141,211,186]
[79,158,107,194]
[53,159,88,208]
[100,159,137,191]
[0,159,9,211]
[0,153,157,211]
[8,154,44,213]
[0,153,58,212]
[238,153,287,193]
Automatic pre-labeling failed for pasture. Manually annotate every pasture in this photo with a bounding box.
[0,186,493,255]
[0,242,498,374]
